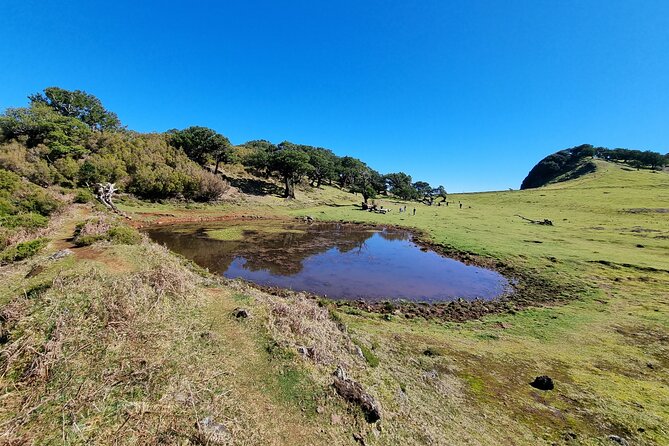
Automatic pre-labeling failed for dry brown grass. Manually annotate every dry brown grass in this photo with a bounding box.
[0,239,233,444]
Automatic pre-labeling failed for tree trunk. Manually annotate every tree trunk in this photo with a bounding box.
[316,177,322,188]
[284,176,295,198]
[214,157,221,175]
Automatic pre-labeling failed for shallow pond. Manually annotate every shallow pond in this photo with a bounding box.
[145,220,511,303]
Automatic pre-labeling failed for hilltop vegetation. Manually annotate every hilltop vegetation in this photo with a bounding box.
[521,144,668,189]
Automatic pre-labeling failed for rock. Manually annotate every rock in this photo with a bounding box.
[332,366,381,423]
[232,308,249,319]
[24,264,46,279]
[49,249,73,260]
[196,417,231,445]
[353,432,366,444]
[608,435,629,446]
[316,406,325,414]
[297,346,314,358]
[422,369,439,381]
[353,345,365,359]
[530,375,554,391]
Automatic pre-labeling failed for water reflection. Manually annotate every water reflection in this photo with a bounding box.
[145,221,510,302]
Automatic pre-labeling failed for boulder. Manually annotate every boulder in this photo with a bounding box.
[332,366,381,423]
[530,375,554,390]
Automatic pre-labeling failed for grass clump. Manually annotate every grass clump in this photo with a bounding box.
[73,216,141,246]
[0,238,49,265]
[352,338,380,367]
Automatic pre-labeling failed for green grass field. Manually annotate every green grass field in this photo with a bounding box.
[2,161,668,445]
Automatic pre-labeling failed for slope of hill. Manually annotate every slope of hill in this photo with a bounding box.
[521,144,667,190]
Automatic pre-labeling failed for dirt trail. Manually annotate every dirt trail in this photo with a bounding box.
[49,205,135,273]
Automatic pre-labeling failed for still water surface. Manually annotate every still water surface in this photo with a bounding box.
[145,221,510,302]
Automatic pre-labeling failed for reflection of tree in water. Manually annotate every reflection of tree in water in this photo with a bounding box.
[378,229,411,242]
[145,223,402,276]
[239,224,375,275]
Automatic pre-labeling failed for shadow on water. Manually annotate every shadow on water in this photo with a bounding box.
[145,221,511,303]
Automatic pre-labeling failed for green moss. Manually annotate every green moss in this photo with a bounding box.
[352,338,380,367]
[206,227,245,241]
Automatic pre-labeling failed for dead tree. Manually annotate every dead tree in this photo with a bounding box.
[515,214,553,226]
[95,183,131,219]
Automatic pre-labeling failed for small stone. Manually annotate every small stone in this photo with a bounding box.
[232,308,249,319]
[353,432,366,444]
[530,375,554,391]
[49,249,73,260]
[197,417,231,445]
[608,435,629,446]
[316,406,325,414]
[353,345,365,359]
[423,369,438,380]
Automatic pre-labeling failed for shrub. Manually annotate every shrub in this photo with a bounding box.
[73,217,141,246]
[107,226,141,245]
[0,213,49,229]
[186,169,229,202]
[0,238,49,264]
[73,188,96,204]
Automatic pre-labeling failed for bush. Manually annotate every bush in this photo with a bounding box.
[0,213,49,229]
[74,188,96,204]
[186,169,229,201]
[107,226,141,245]
[73,217,141,246]
[0,238,49,264]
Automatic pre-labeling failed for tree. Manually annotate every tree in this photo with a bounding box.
[168,126,232,174]
[432,185,448,202]
[336,156,366,188]
[304,147,337,187]
[385,172,418,200]
[269,143,314,198]
[412,181,432,200]
[29,87,121,131]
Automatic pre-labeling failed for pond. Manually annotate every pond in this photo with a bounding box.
[144,220,511,303]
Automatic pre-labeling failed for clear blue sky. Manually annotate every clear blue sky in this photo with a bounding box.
[1,1,668,192]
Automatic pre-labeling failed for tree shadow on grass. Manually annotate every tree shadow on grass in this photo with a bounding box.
[228,177,283,196]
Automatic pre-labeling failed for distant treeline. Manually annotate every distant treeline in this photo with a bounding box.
[520,144,668,190]
[0,87,446,203]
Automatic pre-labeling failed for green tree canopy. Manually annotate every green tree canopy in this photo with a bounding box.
[29,87,121,132]
[269,143,314,198]
[168,126,232,173]
[0,104,91,158]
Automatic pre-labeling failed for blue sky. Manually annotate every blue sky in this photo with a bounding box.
[1,1,668,192]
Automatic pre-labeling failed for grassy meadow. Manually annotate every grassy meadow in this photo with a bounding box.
[1,160,668,445]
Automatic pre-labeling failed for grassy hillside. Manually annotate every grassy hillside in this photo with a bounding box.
[1,160,668,445]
